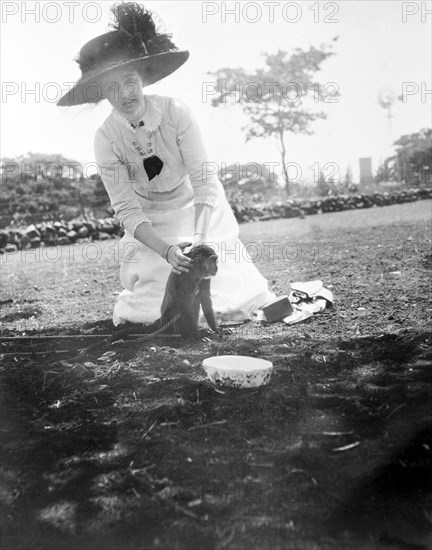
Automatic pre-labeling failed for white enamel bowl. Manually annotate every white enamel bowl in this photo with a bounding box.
[203,355,273,388]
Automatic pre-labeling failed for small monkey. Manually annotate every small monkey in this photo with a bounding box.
[159,244,219,339]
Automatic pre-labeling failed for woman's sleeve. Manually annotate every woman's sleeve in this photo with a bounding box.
[171,98,219,208]
[94,128,152,236]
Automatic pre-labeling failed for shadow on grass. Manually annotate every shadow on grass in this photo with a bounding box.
[1,326,431,550]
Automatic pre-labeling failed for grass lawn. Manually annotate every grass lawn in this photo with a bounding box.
[1,200,431,550]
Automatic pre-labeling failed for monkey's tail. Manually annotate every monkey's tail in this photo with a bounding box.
[68,315,180,363]
[68,321,158,362]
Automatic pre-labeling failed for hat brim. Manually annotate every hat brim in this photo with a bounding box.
[57,50,189,107]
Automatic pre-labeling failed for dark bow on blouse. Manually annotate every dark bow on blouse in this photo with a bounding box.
[143,155,163,180]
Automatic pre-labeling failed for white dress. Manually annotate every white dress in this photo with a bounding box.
[93,93,275,326]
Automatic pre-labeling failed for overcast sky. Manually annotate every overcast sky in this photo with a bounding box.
[1,0,431,183]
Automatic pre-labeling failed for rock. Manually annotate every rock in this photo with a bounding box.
[5,243,17,253]
[44,223,56,235]
[109,217,121,229]
[100,223,115,235]
[98,231,111,241]
[78,226,89,239]
[0,230,8,248]
[18,234,30,250]
[43,234,59,246]
[67,230,79,243]
[25,224,41,239]
[57,227,68,237]
[83,221,96,233]
[58,236,71,246]
[71,220,83,231]
[30,237,41,249]
[8,230,21,245]
[55,223,68,234]
[290,207,303,218]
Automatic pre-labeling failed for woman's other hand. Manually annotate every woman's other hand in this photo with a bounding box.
[166,242,192,275]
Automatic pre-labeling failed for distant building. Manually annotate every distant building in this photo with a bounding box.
[359,157,373,184]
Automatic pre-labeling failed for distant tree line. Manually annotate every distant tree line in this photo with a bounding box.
[0,153,110,227]
[375,128,431,185]
[1,128,430,227]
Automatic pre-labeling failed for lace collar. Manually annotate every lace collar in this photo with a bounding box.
[112,95,164,133]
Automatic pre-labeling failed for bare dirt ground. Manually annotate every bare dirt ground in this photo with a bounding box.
[1,200,431,550]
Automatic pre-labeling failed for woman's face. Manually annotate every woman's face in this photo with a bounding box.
[99,68,146,119]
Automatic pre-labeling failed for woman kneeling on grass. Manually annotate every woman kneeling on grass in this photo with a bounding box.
[57,2,275,327]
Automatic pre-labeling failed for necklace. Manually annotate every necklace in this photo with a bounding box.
[132,133,153,157]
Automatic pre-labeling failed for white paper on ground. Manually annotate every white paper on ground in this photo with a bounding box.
[282,307,314,325]
[296,298,328,314]
[314,287,334,304]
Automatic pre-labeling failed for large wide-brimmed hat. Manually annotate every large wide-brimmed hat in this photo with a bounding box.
[57,2,189,107]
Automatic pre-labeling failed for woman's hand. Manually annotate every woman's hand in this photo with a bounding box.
[166,241,192,275]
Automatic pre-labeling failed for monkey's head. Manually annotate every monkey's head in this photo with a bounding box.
[185,244,218,278]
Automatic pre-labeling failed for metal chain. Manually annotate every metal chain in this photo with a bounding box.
[122,312,181,343]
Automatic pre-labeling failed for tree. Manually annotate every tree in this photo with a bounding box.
[317,169,330,197]
[341,165,358,193]
[393,128,431,185]
[377,128,431,185]
[0,153,110,223]
[375,158,394,183]
[343,166,353,186]
[208,40,338,194]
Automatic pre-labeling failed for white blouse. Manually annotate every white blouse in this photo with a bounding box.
[93,94,219,237]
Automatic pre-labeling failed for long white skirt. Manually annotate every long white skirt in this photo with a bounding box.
[112,180,275,326]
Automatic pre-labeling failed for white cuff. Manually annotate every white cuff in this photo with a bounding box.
[124,216,152,237]
[193,194,216,208]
